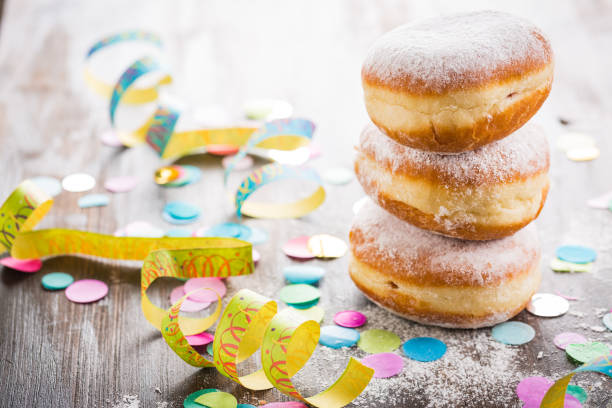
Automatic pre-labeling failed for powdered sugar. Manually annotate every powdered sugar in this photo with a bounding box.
[362,10,552,94]
[359,122,549,187]
[351,200,540,286]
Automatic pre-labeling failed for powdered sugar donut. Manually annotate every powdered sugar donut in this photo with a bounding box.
[362,11,553,153]
[355,122,549,240]
[349,200,542,329]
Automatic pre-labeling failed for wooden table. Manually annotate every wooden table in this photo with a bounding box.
[1,1,611,407]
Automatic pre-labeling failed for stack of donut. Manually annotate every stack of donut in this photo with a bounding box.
[349,11,554,328]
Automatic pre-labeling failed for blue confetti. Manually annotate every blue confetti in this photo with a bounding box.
[556,245,597,264]
[402,337,447,362]
[492,321,535,345]
[283,265,325,284]
[204,222,252,240]
[78,193,110,208]
[41,272,74,290]
[319,325,360,349]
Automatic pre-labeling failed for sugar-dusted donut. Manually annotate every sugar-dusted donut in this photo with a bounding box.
[354,122,549,241]
[362,11,553,153]
[349,200,541,329]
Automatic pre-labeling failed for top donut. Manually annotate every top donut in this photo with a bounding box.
[362,11,554,153]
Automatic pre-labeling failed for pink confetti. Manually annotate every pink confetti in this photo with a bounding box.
[553,332,588,350]
[100,130,124,147]
[554,290,579,301]
[65,279,108,303]
[104,175,140,193]
[361,353,404,378]
[185,331,214,346]
[261,403,308,408]
[170,285,211,312]
[282,236,314,260]
[334,310,367,328]
[253,248,261,264]
[207,144,239,156]
[0,257,42,273]
[184,277,226,302]
[516,376,581,408]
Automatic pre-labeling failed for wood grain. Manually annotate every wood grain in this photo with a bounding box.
[1,1,611,407]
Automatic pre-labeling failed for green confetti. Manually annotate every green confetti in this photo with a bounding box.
[278,283,321,305]
[357,329,401,354]
[566,342,610,365]
[184,389,219,408]
[194,391,237,408]
[566,384,588,404]
[550,258,592,273]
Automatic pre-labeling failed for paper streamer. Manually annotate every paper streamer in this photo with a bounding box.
[540,353,612,407]
[162,288,374,408]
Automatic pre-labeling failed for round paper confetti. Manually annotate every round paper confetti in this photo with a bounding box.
[358,329,401,354]
[30,176,62,197]
[62,173,96,192]
[237,405,257,408]
[319,325,360,349]
[603,313,612,331]
[41,272,74,290]
[104,175,139,193]
[282,265,325,284]
[222,154,254,171]
[283,236,315,260]
[554,332,588,350]
[566,384,588,404]
[78,193,109,208]
[154,165,181,185]
[185,332,214,347]
[164,165,202,187]
[567,146,600,161]
[492,321,535,345]
[361,352,404,378]
[550,258,592,273]
[334,310,367,328]
[278,283,320,305]
[526,293,570,317]
[307,234,347,258]
[322,167,353,185]
[566,342,610,364]
[164,201,201,220]
[287,298,319,309]
[402,337,447,362]
[100,130,124,147]
[291,305,324,323]
[162,211,198,225]
[65,279,108,303]
[207,144,240,156]
[183,388,219,408]
[0,257,42,273]
[244,98,293,120]
[206,342,213,356]
[194,391,237,408]
[516,376,582,408]
[165,228,192,238]
[556,245,597,264]
[204,222,252,240]
[184,277,226,303]
[170,285,211,312]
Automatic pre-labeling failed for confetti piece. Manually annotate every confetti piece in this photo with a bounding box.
[207,144,240,156]
[322,167,353,185]
[204,222,252,240]
[587,191,612,209]
[334,310,367,328]
[352,197,369,215]
[195,391,238,408]
[358,329,401,354]
[61,173,96,192]
[222,154,254,171]
[104,175,140,193]
[491,321,535,345]
[565,342,610,365]
[245,226,268,245]
[566,146,600,161]
[100,130,124,147]
[78,193,110,208]
[287,298,319,309]
[556,132,596,152]
[164,201,201,220]
[183,388,220,408]
[556,245,596,264]
[554,332,588,350]
[515,377,582,408]
[319,325,360,349]
[282,265,325,284]
[162,211,199,225]
[30,176,62,197]
[278,284,320,305]
[260,403,308,408]
[206,342,213,356]
[185,332,214,347]
[252,249,261,264]
[0,257,42,273]
[566,384,588,404]
[154,165,181,185]
[41,272,74,290]
[550,258,592,273]
[526,293,570,317]
[237,405,257,408]
[65,279,108,303]
[283,236,315,260]
[165,228,192,238]
[402,337,447,362]
[603,313,612,331]
[361,352,404,378]
[307,234,347,258]
[170,285,211,313]
[184,277,226,303]
[243,99,293,120]
[164,165,202,187]
[291,305,324,323]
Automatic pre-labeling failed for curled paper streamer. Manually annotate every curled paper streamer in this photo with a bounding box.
[161,288,374,408]
[540,353,612,407]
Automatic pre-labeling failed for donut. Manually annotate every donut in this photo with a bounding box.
[349,200,541,329]
[362,11,554,153]
[354,122,549,241]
